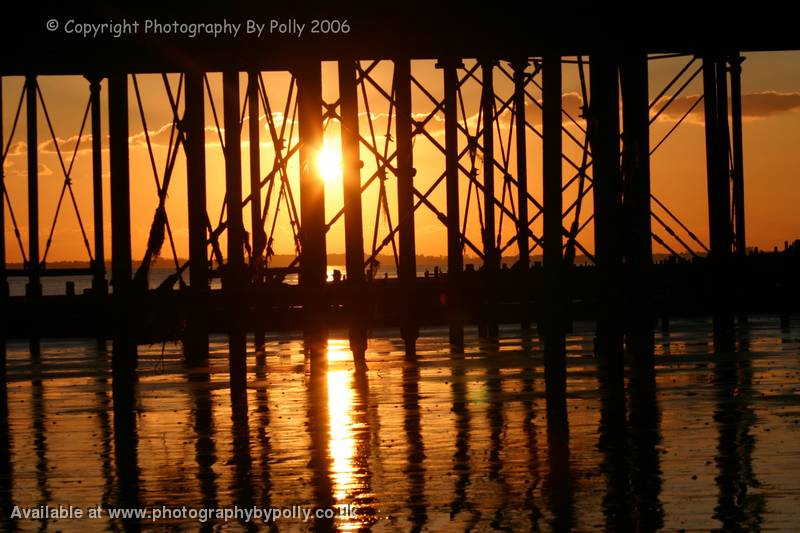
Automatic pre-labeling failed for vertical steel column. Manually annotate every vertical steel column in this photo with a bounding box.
[247,71,265,351]
[703,57,735,341]
[716,59,732,205]
[621,53,654,358]
[0,77,6,381]
[108,74,131,281]
[542,55,567,410]
[729,53,746,257]
[542,62,571,513]
[717,56,738,336]
[481,59,499,338]
[296,60,327,358]
[717,52,734,313]
[729,52,747,325]
[589,56,624,361]
[395,58,419,355]
[88,76,107,296]
[223,71,248,394]
[184,71,209,365]
[512,59,530,330]
[108,72,137,376]
[703,57,733,257]
[543,55,564,312]
[438,57,464,351]
[339,58,368,366]
[26,75,41,299]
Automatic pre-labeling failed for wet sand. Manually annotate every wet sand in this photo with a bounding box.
[1,316,799,531]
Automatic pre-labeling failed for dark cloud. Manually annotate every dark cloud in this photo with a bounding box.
[740,91,800,117]
[653,91,800,122]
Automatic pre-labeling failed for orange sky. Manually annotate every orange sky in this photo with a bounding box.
[2,52,799,267]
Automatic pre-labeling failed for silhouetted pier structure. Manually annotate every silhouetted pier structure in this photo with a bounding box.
[1,6,799,397]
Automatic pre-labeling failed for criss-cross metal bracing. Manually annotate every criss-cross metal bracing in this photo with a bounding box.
[1,75,106,296]
[0,58,720,286]
[0,52,748,359]
[207,57,717,283]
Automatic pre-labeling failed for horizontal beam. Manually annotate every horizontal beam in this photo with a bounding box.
[1,6,797,75]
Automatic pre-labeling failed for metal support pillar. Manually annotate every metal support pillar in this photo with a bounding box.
[620,53,655,359]
[184,71,209,366]
[339,58,368,367]
[223,71,248,395]
[395,58,419,356]
[296,60,327,360]
[247,71,266,351]
[438,57,464,351]
[589,56,624,367]
[108,72,137,378]
[0,77,6,382]
[26,75,41,300]
[481,59,499,338]
[88,76,107,297]
[542,54,567,410]
[729,53,746,257]
[512,59,531,330]
[729,52,747,325]
[703,57,735,342]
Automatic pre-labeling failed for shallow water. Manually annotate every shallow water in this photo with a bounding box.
[1,317,799,531]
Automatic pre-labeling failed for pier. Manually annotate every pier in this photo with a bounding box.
[1,6,799,392]
[2,5,800,530]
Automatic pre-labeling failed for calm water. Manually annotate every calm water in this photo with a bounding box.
[1,317,799,531]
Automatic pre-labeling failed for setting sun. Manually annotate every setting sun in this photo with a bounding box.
[317,145,342,183]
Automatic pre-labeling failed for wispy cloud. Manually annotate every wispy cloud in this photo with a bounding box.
[653,91,800,122]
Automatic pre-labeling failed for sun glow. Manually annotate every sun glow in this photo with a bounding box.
[317,145,342,183]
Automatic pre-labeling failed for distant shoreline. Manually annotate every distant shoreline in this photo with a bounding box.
[5,252,694,269]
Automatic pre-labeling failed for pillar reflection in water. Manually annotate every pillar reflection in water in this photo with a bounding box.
[486,343,512,529]
[254,351,274,528]
[543,331,574,532]
[307,344,334,532]
[448,354,471,521]
[628,340,664,532]
[188,370,218,527]
[30,345,51,530]
[521,364,542,527]
[306,337,334,531]
[596,338,633,531]
[0,381,16,532]
[94,343,115,516]
[713,327,764,530]
[111,378,140,531]
[402,353,426,532]
[230,382,256,531]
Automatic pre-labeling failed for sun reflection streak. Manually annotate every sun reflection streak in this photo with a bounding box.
[325,339,366,529]
[327,369,355,501]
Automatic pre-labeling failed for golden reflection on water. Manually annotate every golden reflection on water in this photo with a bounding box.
[2,321,799,531]
[325,339,364,529]
[327,370,355,502]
